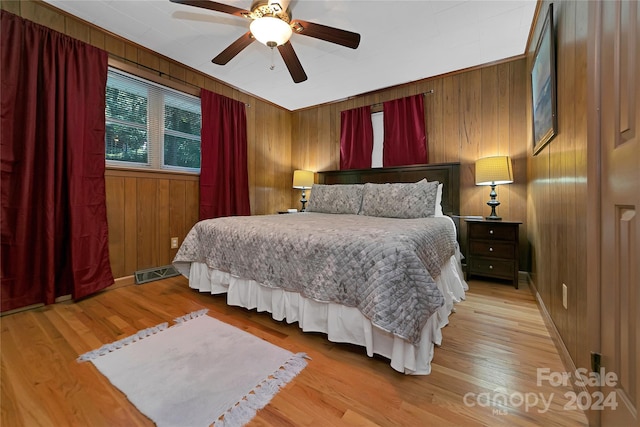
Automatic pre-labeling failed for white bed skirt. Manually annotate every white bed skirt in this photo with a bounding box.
[185,251,467,375]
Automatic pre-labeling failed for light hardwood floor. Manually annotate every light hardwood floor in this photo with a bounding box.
[1,276,588,426]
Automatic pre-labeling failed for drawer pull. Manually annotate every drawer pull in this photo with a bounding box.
[489,265,493,269]
[489,229,494,235]
[489,247,494,252]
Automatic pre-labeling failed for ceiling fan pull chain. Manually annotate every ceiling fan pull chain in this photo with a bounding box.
[270,47,275,71]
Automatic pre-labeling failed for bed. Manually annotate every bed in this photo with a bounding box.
[173,163,467,375]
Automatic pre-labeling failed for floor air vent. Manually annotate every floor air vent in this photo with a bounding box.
[135,265,180,285]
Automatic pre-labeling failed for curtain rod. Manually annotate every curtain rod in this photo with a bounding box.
[108,53,251,107]
[370,90,435,109]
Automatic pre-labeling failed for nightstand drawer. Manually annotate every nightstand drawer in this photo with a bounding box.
[468,258,515,278]
[468,223,517,241]
[469,241,514,259]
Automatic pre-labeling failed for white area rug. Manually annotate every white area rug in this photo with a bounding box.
[78,309,307,427]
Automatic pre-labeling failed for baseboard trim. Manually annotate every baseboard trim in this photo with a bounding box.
[518,270,528,282]
[2,276,137,317]
[526,275,589,399]
[1,303,45,317]
[106,275,135,290]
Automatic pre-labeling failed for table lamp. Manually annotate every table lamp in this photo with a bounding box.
[475,156,513,220]
[292,170,314,211]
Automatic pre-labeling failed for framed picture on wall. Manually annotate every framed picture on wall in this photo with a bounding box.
[531,3,557,156]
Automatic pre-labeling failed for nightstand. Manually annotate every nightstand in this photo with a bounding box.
[465,219,522,288]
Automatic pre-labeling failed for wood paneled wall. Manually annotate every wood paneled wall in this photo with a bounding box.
[291,59,530,269]
[2,0,294,278]
[526,0,590,378]
[104,170,199,279]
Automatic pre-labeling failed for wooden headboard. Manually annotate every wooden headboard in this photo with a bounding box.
[316,162,461,217]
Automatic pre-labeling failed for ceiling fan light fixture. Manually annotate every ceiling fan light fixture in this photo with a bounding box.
[250,17,292,47]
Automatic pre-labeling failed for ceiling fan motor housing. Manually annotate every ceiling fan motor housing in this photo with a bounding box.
[249,1,291,22]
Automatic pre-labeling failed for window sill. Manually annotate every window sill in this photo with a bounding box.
[105,166,199,180]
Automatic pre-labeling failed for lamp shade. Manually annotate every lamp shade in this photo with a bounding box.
[293,170,314,189]
[475,156,514,185]
[250,17,293,47]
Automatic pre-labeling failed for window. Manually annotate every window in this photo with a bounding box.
[105,68,201,172]
[371,111,384,167]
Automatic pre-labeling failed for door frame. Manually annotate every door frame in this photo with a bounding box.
[586,0,602,425]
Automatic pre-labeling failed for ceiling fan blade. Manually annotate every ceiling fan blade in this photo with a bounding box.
[291,19,360,49]
[169,0,251,18]
[277,42,307,83]
[212,31,254,65]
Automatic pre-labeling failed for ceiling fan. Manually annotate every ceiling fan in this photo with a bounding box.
[170,0,361,83]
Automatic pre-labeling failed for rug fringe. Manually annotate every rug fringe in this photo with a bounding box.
[173,308,209,324]
[76,322,169,362]
[77,309,209,363]
[213,352,309,427]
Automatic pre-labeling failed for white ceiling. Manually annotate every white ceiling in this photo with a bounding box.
[42,0,537,111]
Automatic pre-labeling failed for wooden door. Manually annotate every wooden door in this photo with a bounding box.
[599,0,639,425]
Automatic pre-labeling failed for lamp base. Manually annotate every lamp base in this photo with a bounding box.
[300,189,308,212]
[485,184,502,220]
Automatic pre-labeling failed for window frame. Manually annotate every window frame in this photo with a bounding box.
[105,61,202,175]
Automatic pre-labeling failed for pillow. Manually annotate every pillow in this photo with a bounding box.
[435,183,444,217]
[305,184,364,215]
[360,179,440,218]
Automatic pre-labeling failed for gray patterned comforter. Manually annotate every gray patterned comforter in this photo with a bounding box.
[173,213,457,344]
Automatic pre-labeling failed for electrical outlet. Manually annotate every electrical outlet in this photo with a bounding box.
[562,283,567,309]
[170,237,179,249]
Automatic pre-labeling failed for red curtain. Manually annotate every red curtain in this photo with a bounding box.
[199,89,251,220]
[1,11,113,311]
[383,94,428,167]
[340,106,374,170]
